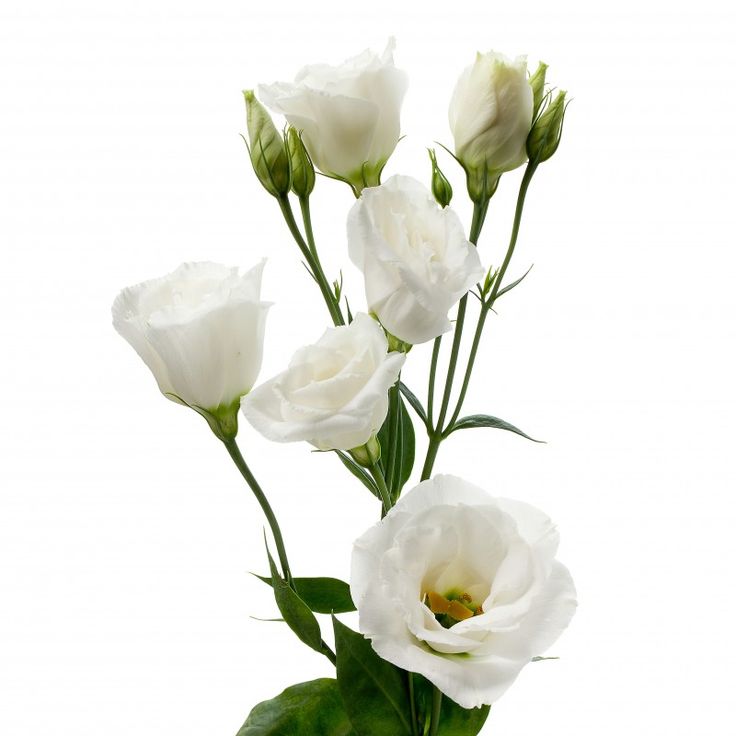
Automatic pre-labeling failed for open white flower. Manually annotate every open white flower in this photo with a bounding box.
[259,39,408,192]
[112,261,270,417]
[348,175,483,345]
[351,475,577,709]
[241,313,405,451]
[450,52,533,180]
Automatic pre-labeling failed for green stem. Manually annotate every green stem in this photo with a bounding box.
[277,196,344,326]
[446,162,538,430]
[369,463,393,517]
[429,686,443,736]
[223,439,292,582]
[419,199,489,480]
[298,196,320,260]
[420,434,441,481]
[435,295,467,434]
[408,673,419,736]
[426,337,441,428]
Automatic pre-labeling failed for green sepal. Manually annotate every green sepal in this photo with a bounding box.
[255,575,356,614]
[165,393,240,442]
[444,414,543,443]
[264,542,324,654]
[349,435,382,468]
[464,164,501,206]
[236,678,355,736]
[412,674,491,735]
[332,616,413,736]
[529,61,549,118]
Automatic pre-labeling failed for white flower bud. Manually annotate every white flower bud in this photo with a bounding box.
[449,52,534,199]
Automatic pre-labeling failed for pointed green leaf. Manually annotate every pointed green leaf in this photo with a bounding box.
[236,678,354,736]
[265,545,323,653]
[332,617,412,735]
[255,575,356,614]
[445,414,543,443]
[493,264,534,301]
[398,381,428,426]
[378,386,415,500]
[334,450,380,499]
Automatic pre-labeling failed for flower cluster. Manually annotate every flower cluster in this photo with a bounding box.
[113,40,573,736]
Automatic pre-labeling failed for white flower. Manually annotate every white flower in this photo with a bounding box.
[112,261,270,413]
[259,39,408,191]
[347,175,483,345]
[241,314,405,451]
[351,475,577,709]
[449,52,533,177]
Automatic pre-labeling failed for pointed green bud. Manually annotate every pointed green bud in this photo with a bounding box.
[286,127,315,198]
[243,90,290,197]
[529,62,548,118]
[428,149,453,208]
[527,90,567,164]
[350,435,381,467]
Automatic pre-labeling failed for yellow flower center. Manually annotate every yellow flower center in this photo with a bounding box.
[423,589,484,629]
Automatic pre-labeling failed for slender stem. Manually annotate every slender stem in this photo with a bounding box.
[369,464,393,516]
[298,196,319,259]
[446,162,538,429]
[429,686,443,736]
[487,163,537,305]
[420,435,441,481]
[298,196,344,325]
[408,673,419,736]
[384,386,398,493]
[435,295,468,434]
[419,200,489,481]
[223,439,291,582]
[426,337,442,428]
[277,196,344,326]
[446,307,488,432]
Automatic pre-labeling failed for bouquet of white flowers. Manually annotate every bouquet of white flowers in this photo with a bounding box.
[113,40,574,736]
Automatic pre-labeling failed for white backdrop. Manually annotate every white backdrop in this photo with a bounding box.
[2,1,735,734]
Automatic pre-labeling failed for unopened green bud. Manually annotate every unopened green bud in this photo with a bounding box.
[428,149,453,208]
[529,62,548,118]
[527,90,567,164]
[286,127,315,198]
[350,435,381,467]
[243,90,290,197]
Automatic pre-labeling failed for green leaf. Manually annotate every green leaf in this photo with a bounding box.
[413,675,491,735]
[265,545,324,654]
[445,414,543,443]
[493,264,534,301]
[334,450,380,499]
[332,617,413,736]
[256,575,356,614]
[398,381,428,426]
[236,678,354,736]
[378,386,415,500]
